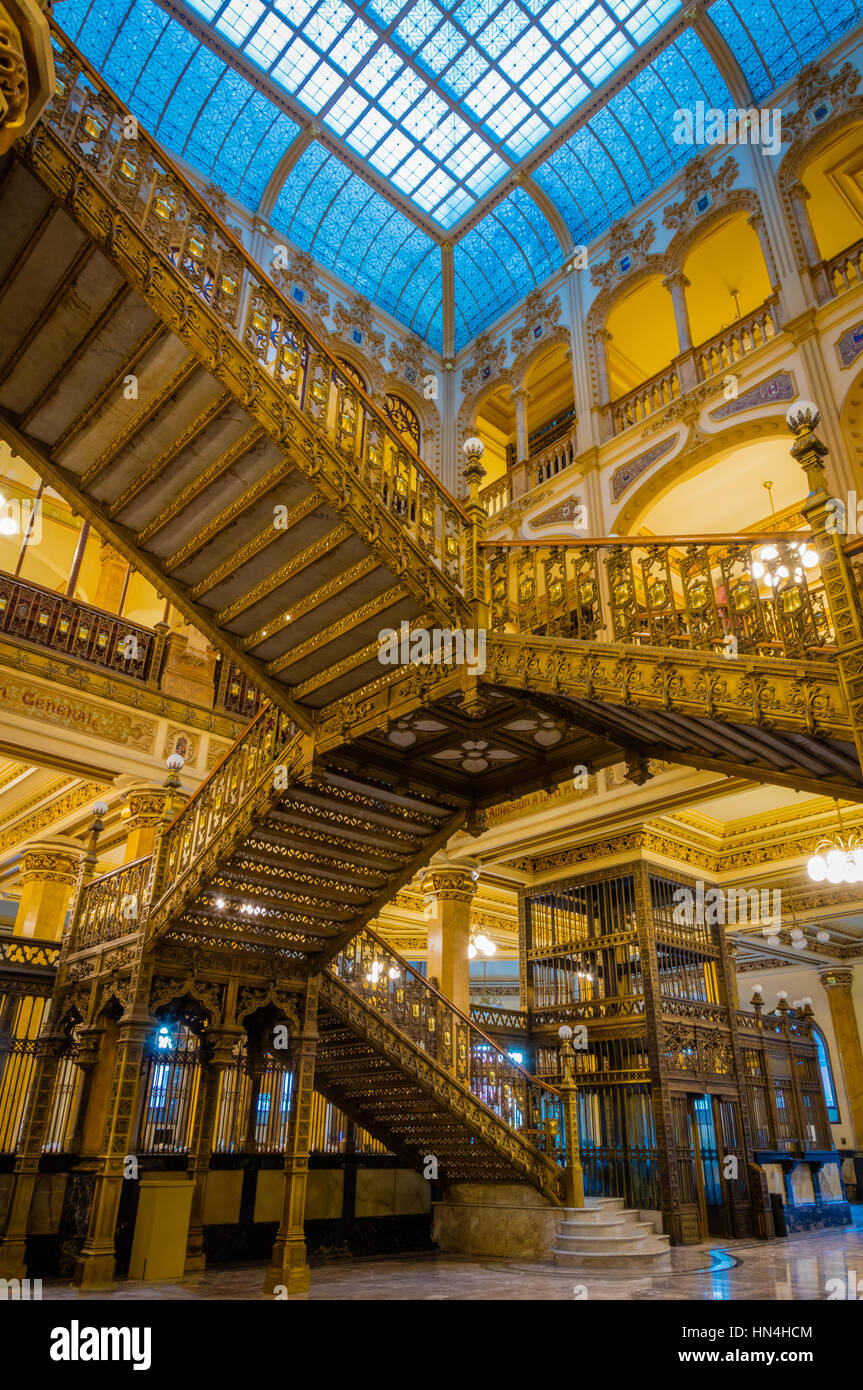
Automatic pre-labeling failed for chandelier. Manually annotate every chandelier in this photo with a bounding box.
[468,932,496,960]
[750,538,819,587]
[807,802,863,884]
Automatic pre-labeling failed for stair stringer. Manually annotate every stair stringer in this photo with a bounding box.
[318,971,565,1205]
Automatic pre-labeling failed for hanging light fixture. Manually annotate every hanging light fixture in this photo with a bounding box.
[468,931,496,959]
[807,801,863,883]
[750,481,819,586]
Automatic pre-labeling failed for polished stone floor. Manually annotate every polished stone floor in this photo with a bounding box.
[40,1209,863,1301]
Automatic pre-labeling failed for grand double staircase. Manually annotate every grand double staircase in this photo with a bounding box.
[3,24,863,1213]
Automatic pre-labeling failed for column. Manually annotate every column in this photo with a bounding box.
[122,784,172,863]
[14,838,82,939]
[185,1027,243,1271]
[565,263,598,455]
[819,968,863,1147]
[92,542,127,613]
[422,862,477,1015]
[264,976,318,1296]
[748,210,780,291]
[159,607,219,706]
[663,270,697,392]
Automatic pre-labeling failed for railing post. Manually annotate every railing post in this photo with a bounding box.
[790,402,863,773]
[557,1026,585,1208]
[461,437,489,625]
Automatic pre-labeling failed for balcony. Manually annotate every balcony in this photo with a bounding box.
[0,570,261,719]
[813,233,863,302]
[480,407,578,518]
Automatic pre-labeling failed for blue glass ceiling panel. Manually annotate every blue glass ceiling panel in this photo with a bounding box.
[271,146,444,345]
[452,187,561,346]
[167,0,682,227]
[707,0,863,100]
[533,32,730,245]
[57,0,300,209]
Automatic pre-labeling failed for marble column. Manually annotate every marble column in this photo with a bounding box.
[663,270,693,352]
[14,837,82,940]
[422,863,477,1015]
[510,386,532,465]
[819,968,863,1148]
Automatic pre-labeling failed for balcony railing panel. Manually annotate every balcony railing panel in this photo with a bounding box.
[0,572,158,682]
[695,296,778,383]
[485,533,832,660]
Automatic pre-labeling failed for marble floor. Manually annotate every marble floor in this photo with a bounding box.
[40,1209,863,1301]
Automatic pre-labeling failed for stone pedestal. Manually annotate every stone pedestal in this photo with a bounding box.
[13,837,81,940]
[92,542,127,613]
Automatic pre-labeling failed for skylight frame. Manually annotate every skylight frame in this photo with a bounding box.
[177,0,684,228]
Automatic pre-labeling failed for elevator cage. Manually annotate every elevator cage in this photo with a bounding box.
[519,861,837,1244]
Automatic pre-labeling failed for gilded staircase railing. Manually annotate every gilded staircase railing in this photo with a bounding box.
[485,533,833,659]
[328,925,567,1177]
[68,703,301,954]
[34,26,471,597]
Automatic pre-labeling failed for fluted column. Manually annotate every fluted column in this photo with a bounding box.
[14,838,82,940]
[422,862,477,1014]
[819,968,863,1146]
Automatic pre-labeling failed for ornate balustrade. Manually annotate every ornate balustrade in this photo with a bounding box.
[612,365,680,434]
[819,234,863,299]
[73,855,152,952]
[469,1004,528,1033]
[484,532,832,660]
[158,705,298,908]
[331,927,566,1165]
[478,473,510,517]
[40,28,470,595]
[0,936,61,971]
[0,570,161,682]
[528,426,577,489]
[695,296,779,383]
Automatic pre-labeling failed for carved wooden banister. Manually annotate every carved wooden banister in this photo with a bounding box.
[35,24,471,601]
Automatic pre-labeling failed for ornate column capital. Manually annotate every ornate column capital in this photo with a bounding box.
[123,783,172,829]
[422,866,478,905]
[0,0,54,156]
[662,270,691,291]
[19,837,82,888]
[819,967,855,991]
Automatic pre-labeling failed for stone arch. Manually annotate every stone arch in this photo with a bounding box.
[329,338,387,397]
[510,327,572,391]
[666,192,767,276]
[380,373,441,473]
[456,373,514,455]
[778,104,863,269]
[840,361,863,484]
[612,417,792,532]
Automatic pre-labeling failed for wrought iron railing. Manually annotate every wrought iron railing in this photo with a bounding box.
[73,856,152,952]
[484,533,833,659]
[41,26,470,595]
[159,704,298,901]
[0,570,160,682]
[330,926,565,1165]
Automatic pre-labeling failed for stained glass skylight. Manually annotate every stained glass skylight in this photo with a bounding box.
[57,0,301,209]
[453,187,561,347]
[176,0,682,228]
[270,144,444,345]
[532,33,732,244]
[707,0,863,101]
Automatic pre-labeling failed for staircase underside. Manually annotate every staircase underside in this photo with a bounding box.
[317,972,563,1197]
[0,148,467,726]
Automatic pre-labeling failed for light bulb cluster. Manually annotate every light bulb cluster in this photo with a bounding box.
[468,932,496,959]
[807,834,863,884]
[364,959,400,984]
[750,539,818,587]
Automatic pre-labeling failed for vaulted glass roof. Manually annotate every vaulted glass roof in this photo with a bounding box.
[56,0,863,350]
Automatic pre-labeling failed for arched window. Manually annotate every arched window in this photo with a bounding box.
[813,1025,840,1123]
[384,394,421,452]
[337,358,366,392]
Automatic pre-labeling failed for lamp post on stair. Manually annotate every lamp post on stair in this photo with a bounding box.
[558,1025,585,1208]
